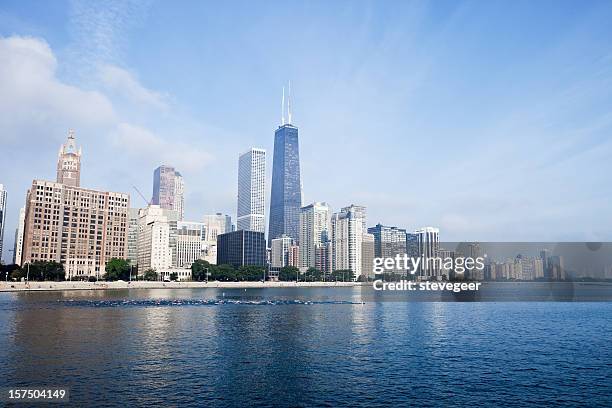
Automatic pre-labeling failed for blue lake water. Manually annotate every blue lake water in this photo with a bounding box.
[0,287,611,407]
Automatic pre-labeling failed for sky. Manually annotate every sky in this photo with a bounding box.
[1,0,612,262]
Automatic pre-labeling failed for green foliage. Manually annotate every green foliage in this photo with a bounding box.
[330,269,355,282]
[19,261,65,281]
[191,259,212,281]
[305,267,323,281]
[237,265,266,281]
[193,260,267,282]
[11,269,25,281]
[104,258,131,281]
[169,272,178,281]
[143,269,158,281]
[279,266,299,281]
[0,263,20,281]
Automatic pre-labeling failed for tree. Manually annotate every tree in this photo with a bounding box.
[305,267,323,282]
[104,258,131,281]
[19,261,65,281]
[237,265,265,281]
[0,263,20,281]
[279,266,299,282]
[11,269,25,281]
[169,272,178,281]
[143,269,158,281]
[331,269,355,282]
[192,259,212,281]
[212,264,237,281]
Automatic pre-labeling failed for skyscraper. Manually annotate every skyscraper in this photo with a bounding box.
[237,148,266,233]
[269,85,302,245]
[151,165,184,220]
[173,171,185,221]
[368,224,407,273]
[127,208,140,266]
[0,184,6,262]
[13,207,25,265]
[330,204,367,280]
[56,129,81,187]
[415,227,440,277]
[299,202,330,270]
[270,234,294,268]
[137,205,178,272]
[21,131,129,279]
[202,213,232,264]
[176,221,206,268]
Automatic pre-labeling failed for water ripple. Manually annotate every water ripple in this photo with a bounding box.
[58,299,363,308]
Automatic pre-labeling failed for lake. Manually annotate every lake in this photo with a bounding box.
[1,287,610,407]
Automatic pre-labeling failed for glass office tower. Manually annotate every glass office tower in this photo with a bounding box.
[269,123,302,246]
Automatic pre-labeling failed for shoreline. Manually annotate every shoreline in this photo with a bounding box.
[0,281,363,292]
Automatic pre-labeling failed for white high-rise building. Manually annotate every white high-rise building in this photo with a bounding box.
[415,227,440,277]
[137,205,179,273]
[202,213,232,264]
[13,207,25,265]
[174,172,185,221]
[237,148,266,233]
[299,202,330,271]
[127,208,140,266]
[330,204,367,280]
[176,221,206,268]
[0,184,6,262]
[270,234,294,269]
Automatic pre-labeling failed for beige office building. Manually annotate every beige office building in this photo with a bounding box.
[21,131,129,279]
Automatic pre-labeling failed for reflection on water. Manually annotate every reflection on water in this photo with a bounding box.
[0,288,611,407]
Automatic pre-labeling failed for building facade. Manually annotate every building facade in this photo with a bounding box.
[127,208,139,266]
[361,233,375,280]
[299,202,330,271]
[13,207,25,265]
[269,122,302,245]
[330,204,367,280]
[368,223,407,273]
[137,205,178,273]
[237,148,266,233]
[56,130,81,187]
[217,230,266,268]
[151,165,184,220]
[21,132,129,279]
[270,234,294,268]
[415,227,440,278]
[202,213,232,264]
[0,184,6,262]
[176,221,206,268]
[21,180,129,279]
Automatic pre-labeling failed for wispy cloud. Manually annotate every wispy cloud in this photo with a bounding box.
[66,0,152,77]
[98,64,170,111]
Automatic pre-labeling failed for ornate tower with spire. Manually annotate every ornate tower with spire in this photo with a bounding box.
[269,82,302,245]
[56,129,82,187]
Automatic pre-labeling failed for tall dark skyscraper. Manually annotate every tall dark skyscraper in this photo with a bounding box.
[269,85,302,246]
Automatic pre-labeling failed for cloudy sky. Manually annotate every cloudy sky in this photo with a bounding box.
[1,0,612,262]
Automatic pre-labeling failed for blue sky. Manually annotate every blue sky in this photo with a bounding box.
[1,0,612,262]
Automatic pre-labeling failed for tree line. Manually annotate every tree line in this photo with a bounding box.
[191,260,356,282]
[1,258,357,282]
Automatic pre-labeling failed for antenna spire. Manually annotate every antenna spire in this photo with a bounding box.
[287,80,292,124]
[281,86,285,125]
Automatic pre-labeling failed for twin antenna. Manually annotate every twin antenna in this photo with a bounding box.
[281,81,292,125]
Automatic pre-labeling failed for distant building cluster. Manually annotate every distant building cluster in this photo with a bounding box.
[0,91,580,282]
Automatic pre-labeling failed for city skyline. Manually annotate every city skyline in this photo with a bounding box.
[2,1,612,262]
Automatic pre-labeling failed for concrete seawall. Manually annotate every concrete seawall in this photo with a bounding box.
[0,281,362,292]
